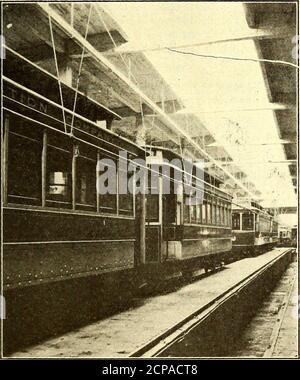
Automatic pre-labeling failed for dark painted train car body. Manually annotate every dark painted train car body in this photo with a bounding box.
[3,48,144,291]
[279,225,298,247]
[2,48,146,352]
[143,147,232,278]
[232,200,278,257]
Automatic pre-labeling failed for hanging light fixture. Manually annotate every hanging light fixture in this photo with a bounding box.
[74,144,80,157]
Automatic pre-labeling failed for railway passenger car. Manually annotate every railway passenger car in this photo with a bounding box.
[3,47,146,290]
[143,147,232,279]
[2,47,147,352]
[278,225,292,246]
[231,200,278,257]
[270,217,279,247]
[279,225,298,247]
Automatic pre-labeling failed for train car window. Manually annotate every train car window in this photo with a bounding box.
[221,205,225,225]
[202,202,206,223]
[232,213,240,230]
[183,197,190,223]
[99,193,117,213]
[196,204,201,223]
[216,203,220,225]
[119,169,134,216]
[183,196,190,223]
[97,154,118,214]
[190,204,197,223]
[146,194,159,222]
[146,170,160,222]
[76,148,97,211]
[119,194,134,216]
[46,135,72,208]
[222,205,224,225]
[164,194,176,224]
[224,206,227,225]
[7,117,42,205]
[211,201,216,224]
[207,202,211,224]
[242,213,254,230]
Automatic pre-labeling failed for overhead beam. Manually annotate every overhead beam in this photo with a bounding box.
[67,59,142,112]
[274,207,297,214]
[110,106,137,118]
[104,26,294,55]
[4,4,66,52]
[67,30,127,54]
[218,160,297,165]
[17,44,64,62]
[193,103,294,114]
[17,30,126,62]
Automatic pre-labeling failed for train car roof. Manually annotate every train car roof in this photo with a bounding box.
[232,205,274,219]
[144,145,233,201]
[145,144,216,174]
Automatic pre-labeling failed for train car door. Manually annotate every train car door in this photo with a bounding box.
[175,183,183,226]
[145,175,162,263]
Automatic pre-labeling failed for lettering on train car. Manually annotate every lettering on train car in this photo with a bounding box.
[5,85,48,114]
[4,82,113,141]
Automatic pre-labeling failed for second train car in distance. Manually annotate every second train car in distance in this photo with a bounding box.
[278,225,298,247]
[143,146,233,279]
[231,199,278,257]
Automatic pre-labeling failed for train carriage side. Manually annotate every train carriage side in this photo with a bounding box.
[278,226,292,246]
[231,209,256,257]
[278,225,297,248]
[254,211,273,253]
[3,48,147,290]
[143,147,232,278]
[180,176,232,272]
[2,48,146,352]
[232,203,277,257]
[270,219,279,247]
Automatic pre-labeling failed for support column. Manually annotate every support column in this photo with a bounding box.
[42,130,47,207]
[139,191,146,265]
[96,151,100,213]
[3,116,9,204]
[135,114,146,146]
[72,144,77,211]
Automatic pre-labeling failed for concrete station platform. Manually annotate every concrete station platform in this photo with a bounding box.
[10,248,291,358]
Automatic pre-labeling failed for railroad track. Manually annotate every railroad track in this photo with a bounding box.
[130,248,294,357]
[263,266,297,357]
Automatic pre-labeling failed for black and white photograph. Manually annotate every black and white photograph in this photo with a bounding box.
[0,1,298,361]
